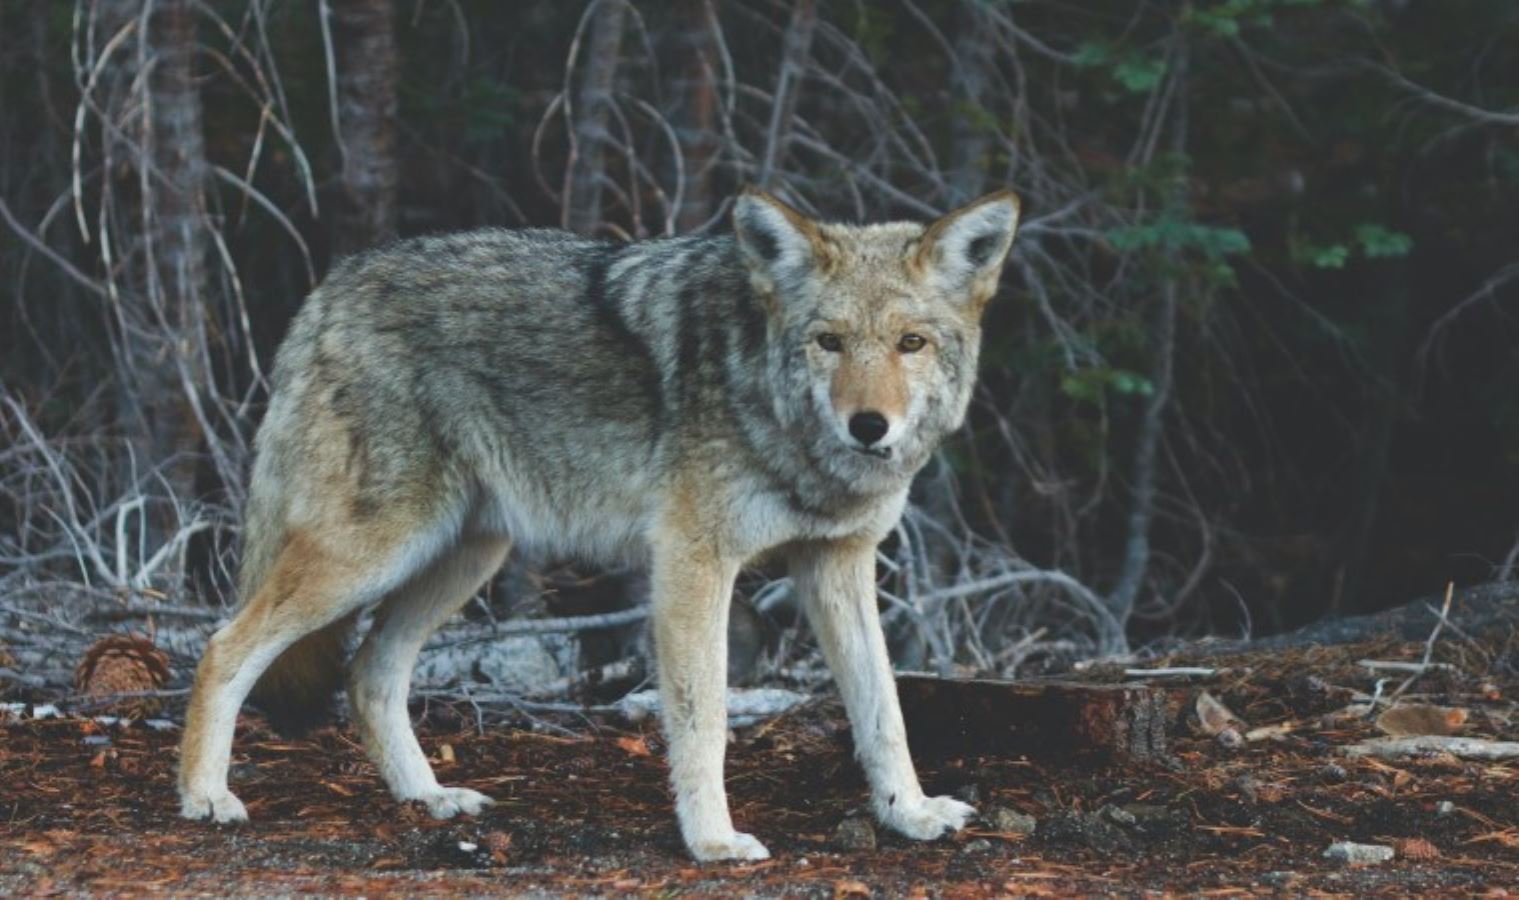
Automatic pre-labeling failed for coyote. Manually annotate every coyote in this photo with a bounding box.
[178,187,1021,861]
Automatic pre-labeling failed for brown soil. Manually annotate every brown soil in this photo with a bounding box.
[2,637,1516,896]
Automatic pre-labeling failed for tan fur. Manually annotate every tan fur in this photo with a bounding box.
[831,351,909,422]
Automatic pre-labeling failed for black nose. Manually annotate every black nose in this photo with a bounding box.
[848,411,890,446]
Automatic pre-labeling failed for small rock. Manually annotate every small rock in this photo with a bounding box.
[832,817,877,852]
[457,841,478,853]
[954,783,982,804]
[1319,763,1348,783]
[1232,774,1261,803]
[1098,804,1137,827]
[986,806,1037,835]
[1323,841,1395,865]
[1436,800,1456,816]
[961,838,993,854]
[1118,804,1178,832]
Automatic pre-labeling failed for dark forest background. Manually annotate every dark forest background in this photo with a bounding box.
[2,0,1517,675]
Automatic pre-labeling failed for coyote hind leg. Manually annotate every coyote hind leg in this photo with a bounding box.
[348,535,509,819]
[178,527,435,822]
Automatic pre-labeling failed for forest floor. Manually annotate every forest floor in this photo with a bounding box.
[2,634,1517,896]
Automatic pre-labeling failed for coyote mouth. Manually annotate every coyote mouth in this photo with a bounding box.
[854,445,893,460]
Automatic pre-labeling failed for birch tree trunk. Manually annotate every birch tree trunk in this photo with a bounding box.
[330,0,399,255]
[563,0,627,233]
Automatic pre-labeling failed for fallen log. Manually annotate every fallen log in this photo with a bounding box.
[897,675,1175,766]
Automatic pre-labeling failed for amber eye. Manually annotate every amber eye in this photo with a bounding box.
[816,333,843,352]
[898,333,927,353]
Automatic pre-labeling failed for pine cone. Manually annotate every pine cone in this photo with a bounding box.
[75,634,171,717]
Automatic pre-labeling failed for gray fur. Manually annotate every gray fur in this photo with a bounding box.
[250,219,986,569]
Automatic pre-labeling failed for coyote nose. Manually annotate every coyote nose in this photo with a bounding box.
[848,411,890,447]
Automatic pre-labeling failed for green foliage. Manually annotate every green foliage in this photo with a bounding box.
[1293,224,1413,268]
[1073,42,1168,93]
[1112,56,1168,93]
[1353,223,1414,259]
[1185,0,1276,37]
[1061,367,1156,405]
[1106,216,1252,259]
[1301,242,1351,269]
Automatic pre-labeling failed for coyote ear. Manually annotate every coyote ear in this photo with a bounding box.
[732,187,824,290]
[916,190,1021,309]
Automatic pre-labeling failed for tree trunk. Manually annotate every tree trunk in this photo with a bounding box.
[664,0,720,232]
[329,0,399,255]
[563,0,627,234]
[756,0,817,189]
[947,0,995,204]
[141,0,212,508]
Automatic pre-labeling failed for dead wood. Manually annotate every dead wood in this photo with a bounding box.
[1341,735,1519,761]
[898,674,1175,765]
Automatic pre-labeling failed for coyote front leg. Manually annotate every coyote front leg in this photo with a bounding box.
[650,525,767,862]
[791,538,974,840]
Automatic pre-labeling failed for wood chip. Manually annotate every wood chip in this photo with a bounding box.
[1375,704,1468,737]
[1195,691,1245,739]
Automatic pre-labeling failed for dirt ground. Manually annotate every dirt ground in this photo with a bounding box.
[2,636,1517,896]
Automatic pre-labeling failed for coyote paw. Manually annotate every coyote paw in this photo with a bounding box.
[688,830,771,862]
[179,787,249,824]
[418,786,495,819]
[879,794,974,841]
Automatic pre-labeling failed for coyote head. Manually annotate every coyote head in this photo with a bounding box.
[733,187,1021,490]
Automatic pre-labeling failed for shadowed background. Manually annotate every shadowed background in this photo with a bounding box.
[1,0,1516,680]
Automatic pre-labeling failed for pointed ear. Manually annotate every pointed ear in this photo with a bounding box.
[732,187,826,292]
[916,190,1021,308]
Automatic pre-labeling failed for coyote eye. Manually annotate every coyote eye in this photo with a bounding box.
[897,333,926,353]
[816,333,843,352]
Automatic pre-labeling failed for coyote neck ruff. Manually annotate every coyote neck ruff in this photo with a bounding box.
[177,188,1021,863]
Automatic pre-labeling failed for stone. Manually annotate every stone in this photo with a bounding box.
[986,806,1037,835]
[1323,841,1394,865]
[832,817,877,852]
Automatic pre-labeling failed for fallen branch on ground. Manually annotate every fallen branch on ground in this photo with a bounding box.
[1341,735,1519,761]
